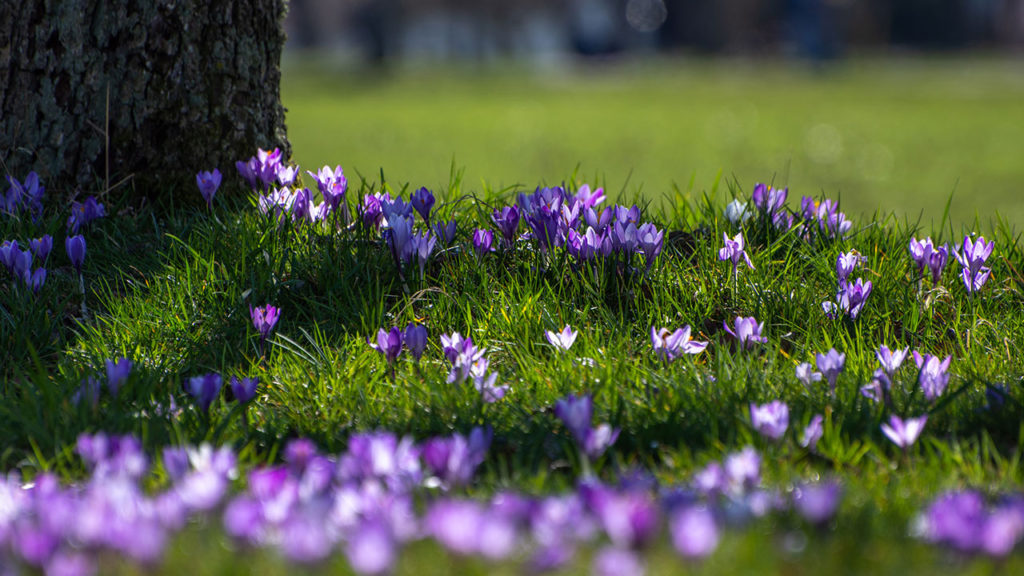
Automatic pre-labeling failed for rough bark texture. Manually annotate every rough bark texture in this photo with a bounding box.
[0,0,290,197]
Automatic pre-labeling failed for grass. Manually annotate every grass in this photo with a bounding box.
[0,160,1022,572]
[282,55,1024,228]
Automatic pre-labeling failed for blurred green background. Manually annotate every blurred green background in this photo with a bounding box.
[282,56,1024,228]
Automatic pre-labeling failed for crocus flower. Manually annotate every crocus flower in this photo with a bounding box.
[793,481,841,525]
[361,193,385,230]
[250,304,280,343]
[801,414,825,451]
[749,401,789,441]
[404,323,428,361]
[474,372,508,403]
[795,362,822,388]
[593,547,644,576]
[816,348,845,394]
[472,229,494,257]
[554,394,594,443]
[877,345,908,376]
[881,414,927,449]
[196,169,221,209]
[637,223,663,272]
[105,357,133,397]
[545,325,578,352]
[723,316,767,350]
[26,267,46,294]
[307,165,347,211]
[725,200,751,225]
[230,376,258,404]
[574,184,605,210]
[491,206,520,249]
[751,183,787,215]
[66,196,106,233]
[914,351,952,401]
[65,235,86,273]
[410,187,435,226]
[955,235,994,293]
[434,219,457,247]
[29,235,52,262]
[718,232,754,273]
[836,251,860,283]
[276,164,299,187]
[670,505,719,559]
[346,519,396,575]
[186,373,223,414]
[650,326,709,361]
[836,278,873,319]
[370,327,404,363]
[421,427,491,488]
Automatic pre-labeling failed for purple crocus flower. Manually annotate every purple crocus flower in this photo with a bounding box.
[723,316,767,350]
[795,362,823,388]
[718,232,754,273]
[574,184,605,210]
[472,228,494,257]
[408,231,436,277]
[637,223,663,272]
[584,484,659,549]
[545,325,578,352]
[650,326,709,361]
[307,165,347,211]
[256,148,283,188]
[491,206,520,249]
[816,348,845,394]
[554,394,594,442]
[593,547,644,576]
[433,219,457,247]
[410,187,435,226]
[66,196,106,233]
[749,401,789,441]
[801,414,825,451]
[230,376,258,404]
[385,213,415,264]
[236,157,260,190]
[836,278,873,319]
[881,414,927,449]
[105,357,133,396]
[370,327,404,363]
[250,304,280,343]
[186,373,223,413]
[422,427,491,488]
[361,193,385,230]
[26,267,46,293]
[404,323,428,361]
[610,221,639,254]
[793,481,842,525]
[670,505,719,559]
[473,372,508,403]
[836,251,860,283]
[346,519,396,575]
[196,169,221,209]
[65,235,86,273]
[276,164,299,187]
[913,351,952,401]
[910,237,950,285]
[585,206,614,234]
[29,235,52,262]
[751,182,787,214]
[955,235,994,293]
[877,345,908,376]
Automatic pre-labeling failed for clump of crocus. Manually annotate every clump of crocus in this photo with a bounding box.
[196,169,222,210]
[650,325,709,361]
[441,332,507,402]
[955,235,994,294]
[66,196,106,233]
[909,237,949,287]
[751,183,792,230]
[816,348,845,395]
[914,351,952,401]
[545,325,578,352]
[186,373,223,414]
[749,401,789,441]
[723,316,767,350]
[881,414,927,451]
[307,165,348,214]
[917,490,1024,556]
[835,277,873,319]
[554,393,619,460]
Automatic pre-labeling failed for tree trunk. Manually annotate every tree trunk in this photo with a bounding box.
[0,0,290,198]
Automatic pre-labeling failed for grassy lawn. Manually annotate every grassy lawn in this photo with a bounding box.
[283,55,1024,228]
[1,56,1023,574]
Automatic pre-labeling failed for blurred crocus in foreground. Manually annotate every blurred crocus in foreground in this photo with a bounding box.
[749,401,789,441]
[196,169,221,210]
[187,373,223,414]
[546,325,578,352]
[881,414,927,450]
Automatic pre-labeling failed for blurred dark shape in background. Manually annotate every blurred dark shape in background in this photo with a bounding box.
[284,0,1024,63]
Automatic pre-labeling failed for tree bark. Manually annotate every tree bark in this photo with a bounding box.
[0,0,290,198]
